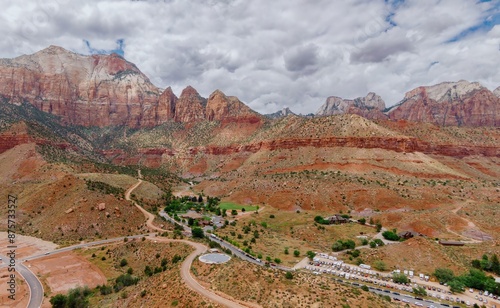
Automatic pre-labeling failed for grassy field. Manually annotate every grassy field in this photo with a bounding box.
[219,201,258,211]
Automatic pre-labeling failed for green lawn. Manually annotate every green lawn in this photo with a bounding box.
[219,202,258,211]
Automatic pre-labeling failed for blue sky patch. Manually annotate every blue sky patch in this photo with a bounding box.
[84,39,125,57]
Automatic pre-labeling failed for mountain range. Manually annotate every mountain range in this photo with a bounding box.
[0,46,498,128]
[0,45,499,245]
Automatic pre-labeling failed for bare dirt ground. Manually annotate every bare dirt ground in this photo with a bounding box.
[0,232,58,258]
[27,251,107,295]
[0,267,29,308]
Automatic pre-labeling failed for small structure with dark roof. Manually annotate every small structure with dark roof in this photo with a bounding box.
[324,214,349,225]
[438,240,465,246]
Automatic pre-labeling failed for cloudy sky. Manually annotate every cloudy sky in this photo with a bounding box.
[1,0,499,114]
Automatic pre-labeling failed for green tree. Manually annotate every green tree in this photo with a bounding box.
[392,273,409,284]
[358,218,366,225]
[369,241,377,248]
[293,250,300,257]
[284,248,289,255]
[306,251,316,260]
[192,227,204,238]
[413,286,427,296]
[491,254,500,274]
[382,230,400,241]
[376,223,382,232]
[50,294,67,308]
[434,268,455,283]
[231,209,238,216]
[448,279,465,293]
[285,272,293,279]
[120,258,128,267]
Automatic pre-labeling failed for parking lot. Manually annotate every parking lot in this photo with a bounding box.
[299,253,499,308]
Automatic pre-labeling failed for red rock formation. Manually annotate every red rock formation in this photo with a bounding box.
[157,87,178,121]
[174,86,206,123]
[205,89,263,123]
[0,46,178,128]
[316,92,388,120]
[0,122,73,154]
[388,81,500,127]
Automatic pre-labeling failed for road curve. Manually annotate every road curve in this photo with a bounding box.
[16,262,43,308]
[126,180,257,308]
[153,238,258,308]
[124,179,171,233]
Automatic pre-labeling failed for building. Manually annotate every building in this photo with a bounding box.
[324,214,349,225]
[438,240,465,246]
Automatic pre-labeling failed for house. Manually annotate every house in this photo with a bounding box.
[324,214,349,225]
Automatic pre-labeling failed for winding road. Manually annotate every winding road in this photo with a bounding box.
[126,179,256,307]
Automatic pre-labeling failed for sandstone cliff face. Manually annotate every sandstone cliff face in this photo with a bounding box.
[0,46,172,128]
[157,87,178,121]
[174,86,206,123]
[0,46,261,128]
[388,81,500,127]
[206,90,262,123]
[316,92,387,120]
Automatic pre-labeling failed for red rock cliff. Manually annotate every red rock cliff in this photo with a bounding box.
[388,81,500,127]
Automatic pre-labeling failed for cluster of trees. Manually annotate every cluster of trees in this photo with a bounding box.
[314,214,350,225]
[471,254,500,275]
[50,286,92,308]
[382,230,400,241]
[369,239,385,248]
[434,267,500,295]
[85,180,125,198]
[332,239,356,251]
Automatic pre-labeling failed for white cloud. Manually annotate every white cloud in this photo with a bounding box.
[0,0,498,115]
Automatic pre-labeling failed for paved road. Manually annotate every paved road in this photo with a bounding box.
[16,262,44,308]
[0,234,150,308]
[153,238,256,308]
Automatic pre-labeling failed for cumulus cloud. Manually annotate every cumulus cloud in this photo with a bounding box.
[0,0,498,115]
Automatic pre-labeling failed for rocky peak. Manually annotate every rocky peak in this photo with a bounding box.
[316,92,386,117]
[158,87,178,120]
[206,89,260,122]
[265,107,296,119]
[494,86,500,98]
[389,80,499,127]
[404,80,484,103]
[174,86,206,122]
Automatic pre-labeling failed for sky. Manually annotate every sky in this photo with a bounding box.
[1,0,499,115]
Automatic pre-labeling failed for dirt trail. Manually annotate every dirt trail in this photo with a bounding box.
[127,180,260,308]
[125,179,169,233]
[445,202,490,243]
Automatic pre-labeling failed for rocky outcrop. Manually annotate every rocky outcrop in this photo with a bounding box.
[174,86,206,123]
[316,92,387,120]
[0,46,171,128]
[205,90,262,123]
[494,86,500,98]
[388,81,500,127]
[265,107,296,119]
[157,87,178,121]
[0,46,261,128]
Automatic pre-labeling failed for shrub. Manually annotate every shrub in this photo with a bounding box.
[293,250,300,257]
[382,230,400,241]
[192,227,204,238]
[285,272,293,279]
[120,259,128,267]
[392,273,409,284]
